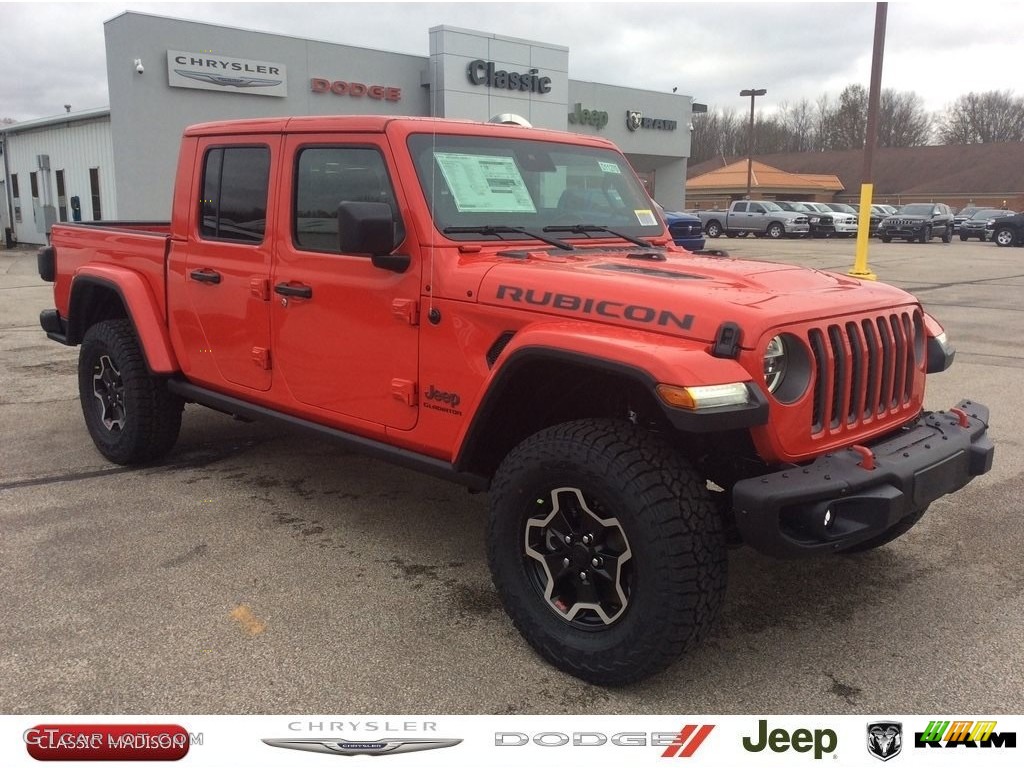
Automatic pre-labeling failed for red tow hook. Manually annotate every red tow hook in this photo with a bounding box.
[850,445,876,470]
[949,407,971,428]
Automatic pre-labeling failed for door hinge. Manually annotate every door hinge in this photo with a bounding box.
[250,278,271,301]
[391,298,419,326]
[252,347,272,370]
[391,378,417,407]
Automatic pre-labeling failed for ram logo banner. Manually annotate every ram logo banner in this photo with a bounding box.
[914,720,1016,748]
[262,737,462,756]
[168,50,288,97]
[626,111,644,132]
[867,722,902,762]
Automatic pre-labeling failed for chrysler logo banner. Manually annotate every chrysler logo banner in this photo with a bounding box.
[168,50,288,97]
[263,738,462,756]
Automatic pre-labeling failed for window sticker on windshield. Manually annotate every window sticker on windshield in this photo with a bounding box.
[635,209,657,226]
[598,161,621,174]
[433,152,537,213]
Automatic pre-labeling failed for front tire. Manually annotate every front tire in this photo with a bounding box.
[78,319,183,464]
[487,419,726,685]
[881,235,892,243]
[705,221,722,238]
[994,227,1015,247]
[918,225,931,244]
[942,225,952,243]
[766,222,785,239]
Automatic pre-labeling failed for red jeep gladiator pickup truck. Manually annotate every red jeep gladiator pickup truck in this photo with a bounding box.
[38,116,993,685]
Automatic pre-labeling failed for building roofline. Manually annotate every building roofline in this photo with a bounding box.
[0,108,110,135]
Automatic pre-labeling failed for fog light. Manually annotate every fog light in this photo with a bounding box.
[824,509,834,528]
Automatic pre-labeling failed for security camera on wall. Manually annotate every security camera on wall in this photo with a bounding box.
[134,58,144,75]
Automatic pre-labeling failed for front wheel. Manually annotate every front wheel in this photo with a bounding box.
[766,222,785,239]
[78,319,183,464]
[994,227,1015,247]
[487,419,726,685]
[880,235,892,243]
[942,225,952,243]
[704,221,722,238]
[918,225,931,244]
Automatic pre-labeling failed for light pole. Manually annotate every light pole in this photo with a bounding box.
[740,88,766,200]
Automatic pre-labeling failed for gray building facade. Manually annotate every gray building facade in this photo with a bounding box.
[4,11,695,244]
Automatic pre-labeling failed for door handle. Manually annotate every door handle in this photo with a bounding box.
[189,268,221,284]
[274,282,313,299]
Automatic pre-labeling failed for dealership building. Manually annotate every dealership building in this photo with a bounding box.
[1,11,697,245]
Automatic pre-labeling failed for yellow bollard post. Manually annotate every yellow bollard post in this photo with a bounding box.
[848,183,878,281]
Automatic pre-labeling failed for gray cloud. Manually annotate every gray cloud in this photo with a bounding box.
[1,2,1022,122]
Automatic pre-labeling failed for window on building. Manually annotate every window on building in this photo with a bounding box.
[56,170,68,222]
[30,172,39,199]
[89,168,102,221]
[199,146,270,242]
[293,146,402,253]
[11,174,21,223]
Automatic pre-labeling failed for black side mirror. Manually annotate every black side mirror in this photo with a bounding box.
[337,201,409,273]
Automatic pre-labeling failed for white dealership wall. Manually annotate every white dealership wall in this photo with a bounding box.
[0,109,115,246]
[3,12,694,243]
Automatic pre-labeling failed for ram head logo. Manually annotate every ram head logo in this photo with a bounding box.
[867,722,903,762]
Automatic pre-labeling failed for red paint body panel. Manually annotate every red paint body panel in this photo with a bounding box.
[46,115,940,467]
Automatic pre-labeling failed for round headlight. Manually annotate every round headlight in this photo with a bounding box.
[763,335,788,393]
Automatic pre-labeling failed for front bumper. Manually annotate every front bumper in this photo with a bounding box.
[784,223,810,234]
[732,400,993,557]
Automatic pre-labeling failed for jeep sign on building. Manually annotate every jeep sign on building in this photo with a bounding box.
[2,12,695,244]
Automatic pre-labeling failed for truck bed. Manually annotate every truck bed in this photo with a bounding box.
[50,221,172,321]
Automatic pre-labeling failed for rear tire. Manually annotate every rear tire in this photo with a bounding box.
[487,419,727,685]
[78,319,183,465]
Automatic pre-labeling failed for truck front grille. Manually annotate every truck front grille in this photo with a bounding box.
[806,310,923,435]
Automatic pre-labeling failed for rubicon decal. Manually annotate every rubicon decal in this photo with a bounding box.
[262,738,462,756]
[495,284,694,330]
[915,720,1016,748]
[661,725,715,758]
[24,724,197,761]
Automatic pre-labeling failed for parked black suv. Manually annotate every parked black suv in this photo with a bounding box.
[878,203,954,243]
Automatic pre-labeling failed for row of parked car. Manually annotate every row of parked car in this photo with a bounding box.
[656,200,1024,249]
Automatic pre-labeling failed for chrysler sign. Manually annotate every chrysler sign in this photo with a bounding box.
[167,50,288,97]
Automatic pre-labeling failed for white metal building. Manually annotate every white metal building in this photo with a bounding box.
[1,108,115,246]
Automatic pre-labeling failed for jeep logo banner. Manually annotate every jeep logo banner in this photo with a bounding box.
[568,103,608,129]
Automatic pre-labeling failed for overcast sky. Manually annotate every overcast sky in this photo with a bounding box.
[2,1,1021,123]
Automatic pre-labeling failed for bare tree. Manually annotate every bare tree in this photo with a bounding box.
[778,99,816,152]
[937,90,1024,143]
[878,90,932,146]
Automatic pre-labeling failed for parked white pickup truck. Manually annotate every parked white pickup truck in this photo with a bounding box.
[697,201,810,239]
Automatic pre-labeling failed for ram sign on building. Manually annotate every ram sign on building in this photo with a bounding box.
[1,11,696,244]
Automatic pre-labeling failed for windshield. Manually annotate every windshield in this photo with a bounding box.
[407,133,662,241]
[828,203,857,214]
[973,209,1007,219]
[899,204,935,216]
[761,201,783,212]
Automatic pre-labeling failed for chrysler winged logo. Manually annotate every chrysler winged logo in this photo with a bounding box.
[867,721,903,762]
[262,737,462,756]
[626,110,643,132]
[173,69,283,88]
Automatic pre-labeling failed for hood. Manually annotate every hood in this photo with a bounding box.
[477,248,917,346]
[884,213,929,222]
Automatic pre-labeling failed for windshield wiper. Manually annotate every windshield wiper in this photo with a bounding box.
[443,225,574,251]
[542,224,656,249]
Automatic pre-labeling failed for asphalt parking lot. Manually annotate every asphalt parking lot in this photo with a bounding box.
[1,236,1021,715]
